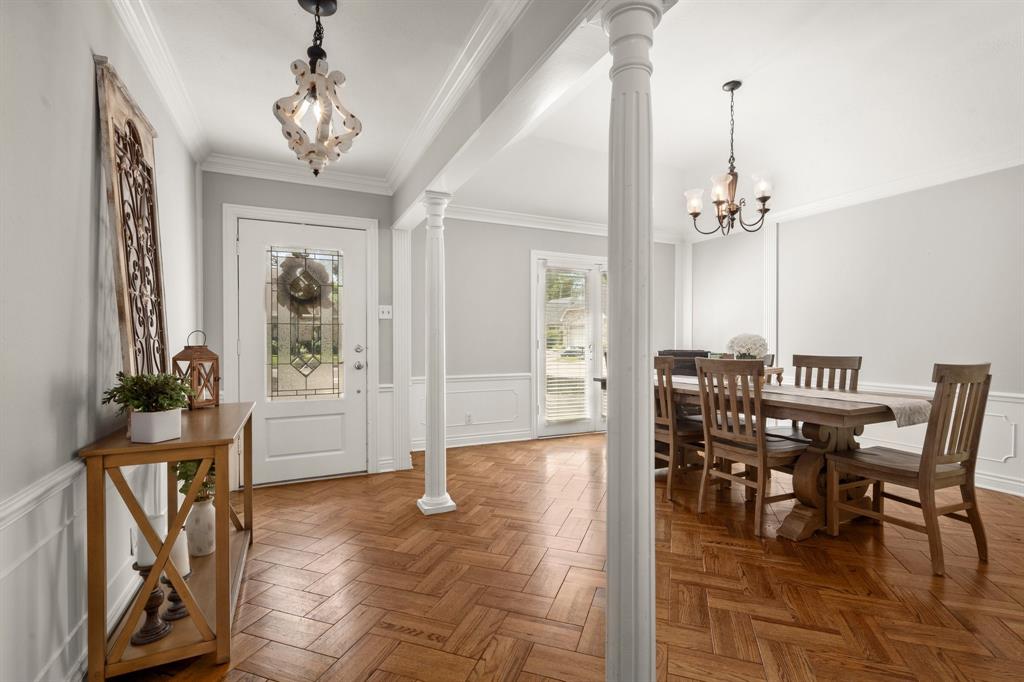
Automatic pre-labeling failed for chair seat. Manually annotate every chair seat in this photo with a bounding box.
[711,436,806,465]
[827,446,966,485]
[765,424,811,443]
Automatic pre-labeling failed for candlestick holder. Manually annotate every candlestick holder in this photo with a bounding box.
[160,572,191,621]
[131,563,173,645]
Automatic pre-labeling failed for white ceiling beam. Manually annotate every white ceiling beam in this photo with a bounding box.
[384,0,530,192]
[391,0,609,230]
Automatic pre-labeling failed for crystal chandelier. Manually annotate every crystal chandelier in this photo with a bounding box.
[273,0,362,176]
[686,81,771,236]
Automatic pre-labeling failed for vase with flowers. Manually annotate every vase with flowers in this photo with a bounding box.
[726,333,769,360]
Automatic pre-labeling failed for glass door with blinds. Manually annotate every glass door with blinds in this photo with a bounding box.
[533,253,608,437]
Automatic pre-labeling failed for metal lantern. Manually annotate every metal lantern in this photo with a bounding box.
[172,331,220,410]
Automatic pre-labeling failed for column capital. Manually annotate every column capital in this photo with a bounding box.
[601,0,663,33]
[423,191,452,230]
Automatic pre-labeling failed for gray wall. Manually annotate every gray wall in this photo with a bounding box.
[1,2,198,679]
[691,230,763,352]
[1,1,198,499]
[778,165,1024,393]
[201,172,394,382]
[689,166,1024,393]
[411,219,677,376]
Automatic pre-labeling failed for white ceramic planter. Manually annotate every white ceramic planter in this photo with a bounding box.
[130,409,181,443]
[185,498,216,556]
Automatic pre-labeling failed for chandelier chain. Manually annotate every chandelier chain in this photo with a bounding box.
[312,3,324,48]
[727,89,736,173]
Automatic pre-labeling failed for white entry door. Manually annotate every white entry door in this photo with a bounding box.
[534,253,608,437]
[237,218,368,485]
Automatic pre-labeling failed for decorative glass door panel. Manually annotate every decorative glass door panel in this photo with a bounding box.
[267,247,343,400]
[238,219,368,485]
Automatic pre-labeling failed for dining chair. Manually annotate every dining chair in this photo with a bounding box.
[827,363,991,576]
[694,358,805,535]
[767,354,864,443]
[655,356,703,502]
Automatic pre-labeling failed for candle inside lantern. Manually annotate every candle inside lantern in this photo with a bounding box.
[135,513,166,567]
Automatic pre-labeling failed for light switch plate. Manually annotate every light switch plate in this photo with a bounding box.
[378,305,393,320]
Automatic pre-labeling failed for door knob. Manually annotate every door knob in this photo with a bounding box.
[353,361,365,370]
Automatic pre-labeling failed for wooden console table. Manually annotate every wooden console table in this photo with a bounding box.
[79,402,254,680]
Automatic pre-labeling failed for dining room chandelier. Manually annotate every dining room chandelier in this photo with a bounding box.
[273,0,362,176]
[686,81,771,236]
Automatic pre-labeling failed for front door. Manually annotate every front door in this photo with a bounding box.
[237,218,368,484]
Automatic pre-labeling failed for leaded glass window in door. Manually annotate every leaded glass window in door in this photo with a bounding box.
[267,247,342,400]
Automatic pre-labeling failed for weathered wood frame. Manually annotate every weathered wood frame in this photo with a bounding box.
[95,55,170,375]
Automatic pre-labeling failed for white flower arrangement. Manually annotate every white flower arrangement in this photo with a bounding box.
[726,333,769,359]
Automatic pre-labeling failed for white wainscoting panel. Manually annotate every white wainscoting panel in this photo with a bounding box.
[0,460,165,682]
[858,382,1023,496]
[410,374,533,450]
[377,385,396,472]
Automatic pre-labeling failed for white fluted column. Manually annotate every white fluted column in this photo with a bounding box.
[417,191,456,515]
[392,227,413,471]
[602,1,661,680]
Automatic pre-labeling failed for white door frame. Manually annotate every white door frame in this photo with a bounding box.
[530,249,608,438]
[221,203,382,474]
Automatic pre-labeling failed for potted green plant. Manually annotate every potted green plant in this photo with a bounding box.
[102,372,193,443]
[174,460,217,556]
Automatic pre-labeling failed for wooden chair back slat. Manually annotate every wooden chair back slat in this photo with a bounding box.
[922,363,991,470]
[695,358,764,449]
[654,356,675,429]
[792,354,862,391]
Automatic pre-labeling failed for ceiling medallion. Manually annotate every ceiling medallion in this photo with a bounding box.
[273,0,362,176]
[686,80,772,236]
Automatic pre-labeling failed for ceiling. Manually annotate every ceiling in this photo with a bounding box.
[457,0,1024,239]
[148,0,488,179]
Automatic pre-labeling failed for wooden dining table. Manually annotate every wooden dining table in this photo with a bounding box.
[673,375,926,541]
[595,373,925,541]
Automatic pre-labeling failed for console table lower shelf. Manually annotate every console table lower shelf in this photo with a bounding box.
[105,527,251,677]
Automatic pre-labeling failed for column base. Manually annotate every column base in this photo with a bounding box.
[417,494,456,516]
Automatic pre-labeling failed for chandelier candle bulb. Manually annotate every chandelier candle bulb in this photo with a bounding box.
[753,175,772,199]
[685,188,704,216]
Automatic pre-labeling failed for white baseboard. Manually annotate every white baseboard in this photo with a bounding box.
[0,460,165,682]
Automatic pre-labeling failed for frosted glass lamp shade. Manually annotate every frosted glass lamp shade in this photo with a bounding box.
[710,174,733,203]
[684,189,704,215]
[753,175,773,199]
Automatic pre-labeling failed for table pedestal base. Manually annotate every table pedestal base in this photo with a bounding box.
[776,423,869,541]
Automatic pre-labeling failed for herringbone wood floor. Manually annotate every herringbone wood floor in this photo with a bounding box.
[125,435,1024,682]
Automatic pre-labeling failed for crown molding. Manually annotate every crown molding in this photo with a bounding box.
[446,204,684,244]
[768,152,1024,225]
[384,0,530,190]
[202,153,393,196]
[109,0,207,160]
